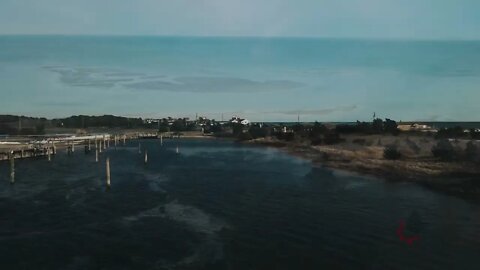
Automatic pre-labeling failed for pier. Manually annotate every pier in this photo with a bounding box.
[0,133,136,161]
[0,131,182,163]
[0,147,55,161]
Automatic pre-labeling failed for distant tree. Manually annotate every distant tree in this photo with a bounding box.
[158,126,169,132]
[237,131,253,141]
[171,119,186,132]
[232,123,244,136]
[292,124,305,133]
[0,123,15,135]
[465,141,479,162]
[248,125,270,139]
[432,139,455,161]
[275,132,295,142]
[384,118,400,135]
[372,118,384,134]
[336,124,359,134]
[53,115,143,128]
[35,123,45,135]
[436,126,466,139]
[470,129,480,140]
[310,122,328,138]
[210,123,223,133]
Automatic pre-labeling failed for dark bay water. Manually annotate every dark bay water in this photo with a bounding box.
[0,139,479,269]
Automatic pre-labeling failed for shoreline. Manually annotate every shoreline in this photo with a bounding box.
[2,132,479,200]
[245,137,480,201]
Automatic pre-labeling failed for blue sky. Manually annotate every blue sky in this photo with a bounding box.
[1,0,480,39]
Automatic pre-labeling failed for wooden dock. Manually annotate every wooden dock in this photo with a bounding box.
[0,147,55,161]
[0,133,136,161]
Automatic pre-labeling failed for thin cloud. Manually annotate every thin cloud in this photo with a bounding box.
[45,66,304,93]
[264,105,358,116]
[124,76,304,93]
[36,101,87,107]
[45,67,137,88]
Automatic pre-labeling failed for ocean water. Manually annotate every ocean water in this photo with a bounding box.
[0,139,479,269]
[0,36,479,121]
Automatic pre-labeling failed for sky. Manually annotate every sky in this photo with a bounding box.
[0,0,480,40]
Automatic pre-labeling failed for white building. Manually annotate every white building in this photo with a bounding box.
[230,117,250,126]
[240,119,250,125]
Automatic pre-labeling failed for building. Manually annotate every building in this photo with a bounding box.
[230,117,250,126]
[144,119,160,124]
[397,123,436,132]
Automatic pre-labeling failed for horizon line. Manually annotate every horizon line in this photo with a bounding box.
[1,34,480,42]
[2,114,479,123]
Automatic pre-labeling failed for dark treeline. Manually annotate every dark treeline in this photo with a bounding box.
[0,114,144,134]
[157,118,198,132]
[435,126,480,140]
[335,118,400,135]
[0,115,48,135]
[0,115,47,123]
[239,118,402,144]
[53,115,143,129]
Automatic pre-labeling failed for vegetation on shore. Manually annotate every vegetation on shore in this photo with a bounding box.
[224,118,480,198]
[1,113,479,198]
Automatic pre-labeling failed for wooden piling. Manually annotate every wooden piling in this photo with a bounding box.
[176,145,179,154]
[106,157,111,188]
[72,142,75,153]
[88,140,91,151]
[99,140,103,153]
[95,148,99,162]
[123,135,126,145]
[144,150,148,164]
[47,148,51,161]
[160,135,163,146]
[9,153,15,184]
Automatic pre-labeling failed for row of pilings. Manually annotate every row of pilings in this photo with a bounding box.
[2,134,178,188]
